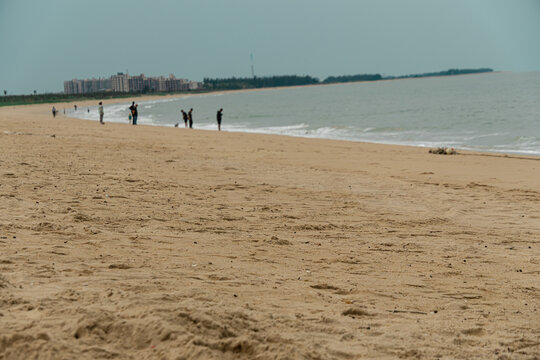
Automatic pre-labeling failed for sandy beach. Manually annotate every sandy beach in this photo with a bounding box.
[1,101,539,359]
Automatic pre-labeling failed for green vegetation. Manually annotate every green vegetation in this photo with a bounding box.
[1,92,128,107]
[204,68,493,90]
[1,68,494,107]
[203,75,319,90]
[323,74,382,84]
[385,68,494,80]
[0,90,208,107]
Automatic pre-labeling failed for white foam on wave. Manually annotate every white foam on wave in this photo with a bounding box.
[200,122,372,143]
[67,110,540,155]
[137,97,183,105]
[69,102,157,125]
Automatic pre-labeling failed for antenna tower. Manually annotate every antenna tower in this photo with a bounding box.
[250,53,255,78]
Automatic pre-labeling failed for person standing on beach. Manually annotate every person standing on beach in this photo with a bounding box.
[129,102,138,125]
[133,104,138,125]
[188,108,193,129]
[98,102,104,124]
[52,106,57,117]
[216,108,223,131]
[129,102,135,123]
[181,109,188,128]
[74,104,77,111]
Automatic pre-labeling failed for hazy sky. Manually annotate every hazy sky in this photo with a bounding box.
[1,0,539,94]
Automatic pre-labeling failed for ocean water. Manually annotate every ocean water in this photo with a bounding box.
[71,72,540,155]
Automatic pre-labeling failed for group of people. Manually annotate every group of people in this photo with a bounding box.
[51,105,75,117]
[52,101,223,130]
[62,101,223,130]
[128,102,138,125]
[179,109,194,128]
[177,108,223,130]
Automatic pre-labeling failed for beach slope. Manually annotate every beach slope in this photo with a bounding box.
[1,103,539,359]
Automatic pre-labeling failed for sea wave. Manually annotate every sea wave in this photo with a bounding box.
[69,108,540,155]
[67,73,540,156]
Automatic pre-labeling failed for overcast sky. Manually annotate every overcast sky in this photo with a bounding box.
[1,0,539,94]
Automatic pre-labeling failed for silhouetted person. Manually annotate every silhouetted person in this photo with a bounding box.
[129,102,138,125]
[52,106,57,117]
[181,109,188,128]
[216,108,223,131]
[87,108,90,113]
[188,108,193,129]
[98,102,104,124]
[133,104,138,125]
[74,104,77,111]
[129,102,135,123]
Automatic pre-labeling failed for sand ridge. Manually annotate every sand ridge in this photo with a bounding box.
[0,104,539,359]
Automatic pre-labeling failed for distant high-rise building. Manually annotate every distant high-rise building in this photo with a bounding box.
[128,74,145,93]
[64,73,201,94]
[189,81,201,90]
[64,77,111,94]
[111,73,130,92]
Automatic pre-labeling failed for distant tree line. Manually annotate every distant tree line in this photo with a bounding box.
[203,75,320,90]
[323,74,382,84]
[204,68,493,90]
[0,92,133,107]
[0,89,207,107]
[386,68,493,80]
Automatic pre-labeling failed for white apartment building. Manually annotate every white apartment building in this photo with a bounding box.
[110,73,130,92]
[64,73,202,94]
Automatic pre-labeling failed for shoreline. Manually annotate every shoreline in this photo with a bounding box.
[65,90,540,159]
[6,95,537,160]
[1,100,539,359]
[71,116,540,159]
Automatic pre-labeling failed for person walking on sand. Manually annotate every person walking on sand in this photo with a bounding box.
[98,102,104,124]
[216,108,223,131]
[188,108,193,129]
[52,106,57,117]
[181,109,188,128]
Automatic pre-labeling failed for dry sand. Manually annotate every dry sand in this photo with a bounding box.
[0,101,539,359]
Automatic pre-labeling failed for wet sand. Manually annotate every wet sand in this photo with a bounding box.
[1,102,539,359]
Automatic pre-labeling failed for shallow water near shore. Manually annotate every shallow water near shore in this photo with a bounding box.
[72,71,540,155]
